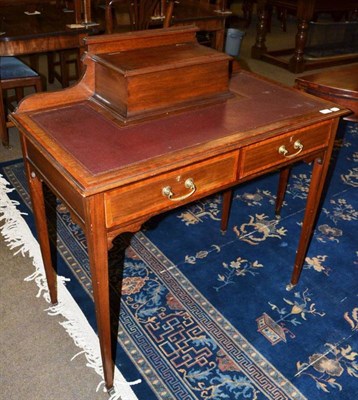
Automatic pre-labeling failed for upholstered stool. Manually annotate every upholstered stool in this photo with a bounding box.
[1,56,43,147]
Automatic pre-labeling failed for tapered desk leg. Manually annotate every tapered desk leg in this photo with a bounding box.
[275,166,291,217]
[221,189,233,232]
[223,166,292,230]
[289,120,339,288]
[84,195,114,390]
[24,161,58,304]
[0,88,9,147]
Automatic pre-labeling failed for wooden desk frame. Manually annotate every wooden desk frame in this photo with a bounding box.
[11,29,349,393]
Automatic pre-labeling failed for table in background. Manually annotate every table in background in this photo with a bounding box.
[251,0,358,73]
[295,64,358,122]
[0,2,98,60]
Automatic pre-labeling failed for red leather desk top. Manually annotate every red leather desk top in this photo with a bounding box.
[30,71,331,175]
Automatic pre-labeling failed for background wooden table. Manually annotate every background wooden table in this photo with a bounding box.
[251,0,358,72]
[0,2,96,57]
[295,64,358,122]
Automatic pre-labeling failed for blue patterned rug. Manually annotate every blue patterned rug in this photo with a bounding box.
[1,121,357,399]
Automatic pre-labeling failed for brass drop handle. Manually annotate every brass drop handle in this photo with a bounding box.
[162,178,196,202]
[278,140,303,158]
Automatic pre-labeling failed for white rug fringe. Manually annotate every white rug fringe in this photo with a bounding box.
[0,175,140,400]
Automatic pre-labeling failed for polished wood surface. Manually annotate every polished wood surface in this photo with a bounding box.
[0,0,89,24]
[295,64,358,121]
[0,3,96,56]
[11,28,350,393]
[88,28,231,121]
[0,0,59,5]
[252,0,358,73]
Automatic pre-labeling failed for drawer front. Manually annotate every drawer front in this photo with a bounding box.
[240,121,331,178]
[105,151,239,228]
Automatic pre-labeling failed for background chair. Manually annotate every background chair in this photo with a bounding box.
[166,0,231,51]
[47,0,84,88]
[47,49,81,88]
[103,0,169,33]
[0,57,43,147]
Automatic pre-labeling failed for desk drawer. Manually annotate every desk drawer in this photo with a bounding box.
[105,151,239,228]
[240,121,331,178]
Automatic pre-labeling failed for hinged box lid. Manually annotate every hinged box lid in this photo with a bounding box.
[85,27,232,122]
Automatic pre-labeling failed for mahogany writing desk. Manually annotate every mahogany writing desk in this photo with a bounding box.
[11,28,349,392]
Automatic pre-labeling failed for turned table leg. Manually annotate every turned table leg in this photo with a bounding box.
[251,0,269,59]
[288,0,315,73]
[288,17,309,73]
